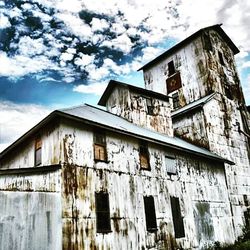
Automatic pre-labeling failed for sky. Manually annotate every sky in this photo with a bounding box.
[0,0,250,152]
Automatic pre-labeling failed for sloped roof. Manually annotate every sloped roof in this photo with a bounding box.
[98,80,169,106]
[172,93,216,118]
[138,24,239,71]
[0,103,232,165]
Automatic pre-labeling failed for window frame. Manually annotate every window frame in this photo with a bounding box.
[144,196,157,232]
[145,97,154,115]
[34,137,42,166]
[95,192,112,233]
[139,141,150,170]
[93,130,107,162]
[172,92,180,110]
[165,155,177,175]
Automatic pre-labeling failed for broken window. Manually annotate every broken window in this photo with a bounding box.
[168,60,176,76]
[94,131,107,162]
[144,196,157,232]
[95,192,111,233]
[146,97,154,115]
[170,196,185,238]
[165,156,177,175]
[218,51,225,66]
[139,141,150,170]
[172,92,180,109]
[203,32,212,51]
[35,137,42,166]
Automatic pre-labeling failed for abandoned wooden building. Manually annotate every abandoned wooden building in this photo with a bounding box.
[0,24,249,249]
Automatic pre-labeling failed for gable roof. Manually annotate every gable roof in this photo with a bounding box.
[0,103,233,165]
[138,24,239,71]
[98,80,169,106]
[172,93,216,118]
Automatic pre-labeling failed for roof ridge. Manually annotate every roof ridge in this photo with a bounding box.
[58,103,87,112]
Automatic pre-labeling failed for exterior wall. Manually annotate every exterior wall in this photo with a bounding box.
[143,30,244,108]
[0,169,62,250]
[0,121,61,169]
[173,109,209,149]
[203,95,250,236]
[105,85,173,136]
[0,121,62,250]
[60,120,233,249]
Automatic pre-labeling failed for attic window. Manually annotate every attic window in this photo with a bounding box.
[146,97,154,115]
[139,141,150,170]
[95,192,111,233]
[35,137,42,166]
[168,61,176,76]
[172,92,180,109]
[144,196,157,232]
[170,196,185,238]
[94,131,107,162]
[218,51,225,66]
[165,156,176,175]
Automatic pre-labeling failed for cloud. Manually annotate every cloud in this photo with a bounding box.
[0,101,51,152]
[73,81,108,95]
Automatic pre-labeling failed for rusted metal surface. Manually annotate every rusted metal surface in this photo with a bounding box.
[59,122,234,249]
[105,84,174,136]
[142,26,250,241]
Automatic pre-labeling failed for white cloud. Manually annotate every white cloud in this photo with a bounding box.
[91,18,109,32]
[0,14,10,29]
[0,101,51,153]
[73,82,108,95]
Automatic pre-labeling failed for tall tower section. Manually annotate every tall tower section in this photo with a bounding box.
[140,24,250,237]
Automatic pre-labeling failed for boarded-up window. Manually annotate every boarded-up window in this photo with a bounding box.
[168,61,176,76]
[165,156,176,175]
[139,141,150,170]
[172,92,180,109]
[166,72,182,94]
[94,131,107,161]
[35,137,42,166]
[144,196,157,232]
[170,196,185,238]
[95,192,111,233]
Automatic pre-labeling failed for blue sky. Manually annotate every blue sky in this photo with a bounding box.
[0,0,250,151]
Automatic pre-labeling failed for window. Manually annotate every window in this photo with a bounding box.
[94,131,107,162]
[145,97,154,115]
[95,192,111,233]
[144,196,157,232]
[168,60,176,76]
[35,137,42,166]
[172,92,180,109]
[218,51,225,66]
[203,32,212,51]
[170,196,185,238]
[165,156,176,175]
[139,141,150,170]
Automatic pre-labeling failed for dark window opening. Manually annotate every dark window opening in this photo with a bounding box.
[146,97,154,115]
[35,137,42,166]
[224,85,233,100]
[203,32,212,51]
[172,92,180,109]
[170,196,185,238]
[95,192,111,233]
[139,141,150,170]
[144,196,157,232]
[168,61,176,76]
[94,131,107,162]
[218,51,225,66]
